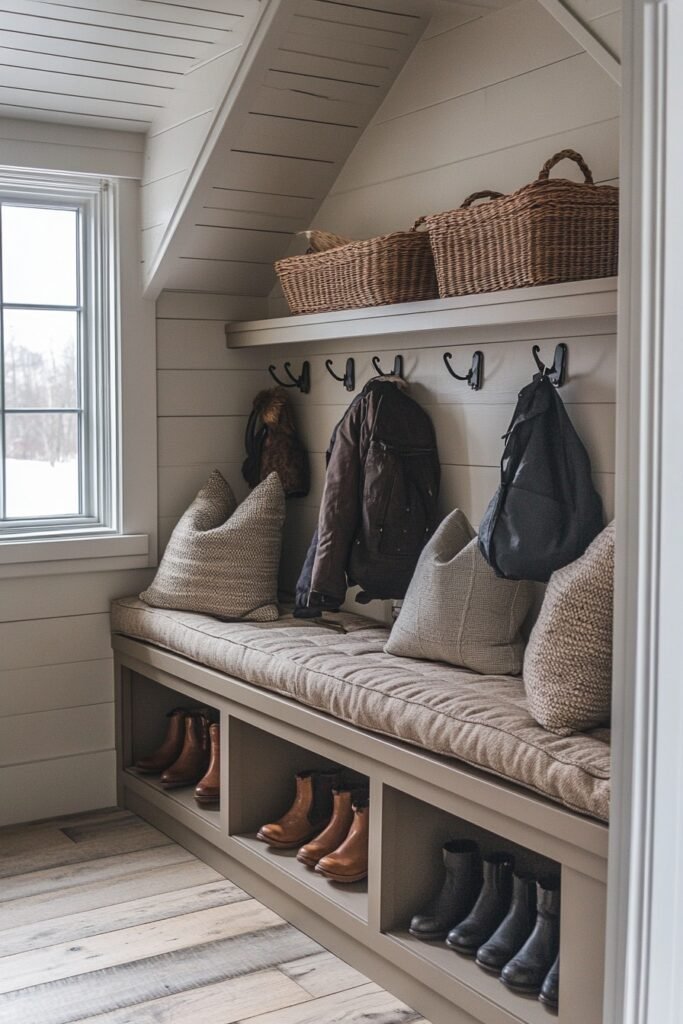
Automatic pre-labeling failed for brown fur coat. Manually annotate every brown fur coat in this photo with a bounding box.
[242,387,310,498]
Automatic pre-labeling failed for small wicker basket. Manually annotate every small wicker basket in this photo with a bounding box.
[275,221,438,315]
[423,150,619,297]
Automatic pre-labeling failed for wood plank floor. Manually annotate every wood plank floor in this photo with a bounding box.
[0,808,429,1024]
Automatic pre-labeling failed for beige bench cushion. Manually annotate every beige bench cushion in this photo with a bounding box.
[111,598,610,822]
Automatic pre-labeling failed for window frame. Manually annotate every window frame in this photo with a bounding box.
[0,173,117,539]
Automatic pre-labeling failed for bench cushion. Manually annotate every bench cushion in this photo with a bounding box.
[111,598,610,822]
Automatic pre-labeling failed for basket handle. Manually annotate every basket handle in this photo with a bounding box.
[460,190,504,208]
[538,149,594,184]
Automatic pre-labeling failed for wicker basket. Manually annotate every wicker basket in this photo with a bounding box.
[275,221,438,315]
[423,150,619,297]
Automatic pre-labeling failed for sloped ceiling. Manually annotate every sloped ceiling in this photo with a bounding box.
[141,0,436,298]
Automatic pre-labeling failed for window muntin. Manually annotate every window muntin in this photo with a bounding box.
[0,178,116,538]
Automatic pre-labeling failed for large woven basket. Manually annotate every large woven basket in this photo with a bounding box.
[275,221,438,315]
[423,150,619,297]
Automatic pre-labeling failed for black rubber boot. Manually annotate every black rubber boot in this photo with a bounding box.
[501,877,561,994]
[446,852,514,956]
[409,840,481,941]
[475,872,537,973]
[539,953,560,1009]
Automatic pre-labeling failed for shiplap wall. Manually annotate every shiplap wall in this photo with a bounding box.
[156,291,270,556]
[154,0,619,627]
[0,121,151,827]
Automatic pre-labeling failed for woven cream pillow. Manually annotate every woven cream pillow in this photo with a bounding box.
[385,509,534,675]
[524,521,615,735]
[141,470,285,622]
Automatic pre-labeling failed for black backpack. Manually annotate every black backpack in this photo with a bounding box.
[479,374,604,582]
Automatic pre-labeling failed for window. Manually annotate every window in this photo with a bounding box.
[0,175,116,538]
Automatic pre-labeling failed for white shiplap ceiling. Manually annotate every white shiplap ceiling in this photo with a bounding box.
[0,0,254,131]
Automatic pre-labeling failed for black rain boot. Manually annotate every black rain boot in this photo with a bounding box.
[501,877,561,994]
[409,840,481,941]
[539,954,560,1009]
[476,872,537,973]
[446,851,514,956]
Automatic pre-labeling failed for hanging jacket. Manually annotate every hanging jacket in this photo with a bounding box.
[479,373,604,582]
[242,387,310,498]
[295,377,440,614]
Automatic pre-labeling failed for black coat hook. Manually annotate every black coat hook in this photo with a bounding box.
[268,360,311,393]
[443,350,484,391]
[325,357,355,392]
[372,354,404,378]
[532,343,567,387]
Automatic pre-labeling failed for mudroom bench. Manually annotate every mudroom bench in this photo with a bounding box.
[111,599,609,1024]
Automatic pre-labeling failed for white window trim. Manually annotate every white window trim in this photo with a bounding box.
[0,174,157,577]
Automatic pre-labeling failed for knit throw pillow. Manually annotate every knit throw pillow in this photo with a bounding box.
[141,470,285,622]
[385,509,534,675]
[524,521,615,735]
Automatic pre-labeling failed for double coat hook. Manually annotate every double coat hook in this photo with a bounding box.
[268,360,311,394]
[532,343,567,387]
[443,350,484,391]
[325,358,355,392]
[372,354,404,378]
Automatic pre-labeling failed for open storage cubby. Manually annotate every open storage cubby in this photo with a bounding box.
[382,786,561,1021]
[227,717,370,922]
[121,670,221,832]
[114,637,608,1024]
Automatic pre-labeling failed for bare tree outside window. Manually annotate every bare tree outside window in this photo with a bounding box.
[1,204,82,519]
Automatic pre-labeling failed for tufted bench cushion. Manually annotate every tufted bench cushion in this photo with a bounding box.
[111,598,610,822]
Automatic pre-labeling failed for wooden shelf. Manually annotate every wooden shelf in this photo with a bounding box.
[230,833,369,923]
[387,931,556,1023]
[225,278,618,348]
[125,768,220,829]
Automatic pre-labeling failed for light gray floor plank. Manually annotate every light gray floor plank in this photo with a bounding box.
[0,879,248,956]
[0,925,321,1024]
[68,968,312,1024]
[279,951,369,998]
[0,851,220,933]
[0,844,194,909]
[0,815,170,880]
[0,808,125,848]
[235,981,424,1024]
[0,899,283,994]
[0,811,429,1024]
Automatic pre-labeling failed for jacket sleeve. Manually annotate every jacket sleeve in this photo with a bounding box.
[309,398,363,606]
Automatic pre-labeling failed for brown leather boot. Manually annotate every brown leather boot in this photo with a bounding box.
[297,785,356,867]
[160,713,211,788]
[315,793,369,883]
[256,769,340,849]
[195,723,220,806]
[135,708,187,774]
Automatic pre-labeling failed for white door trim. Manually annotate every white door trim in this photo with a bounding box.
[606,1,683,1022]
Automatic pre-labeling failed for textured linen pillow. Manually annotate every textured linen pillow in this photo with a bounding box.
[385,509,534,675]
[141,470,285,622]
[524,521,615,735]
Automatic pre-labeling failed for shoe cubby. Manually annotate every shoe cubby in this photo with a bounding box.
[380,786,560,1021]
[226,716,370,923]
[122,670,222,831]
[116,644,608,1024]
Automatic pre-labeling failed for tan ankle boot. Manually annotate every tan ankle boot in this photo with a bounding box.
[297,786,355,867]
[257,769,340,849]
[135,708,186,774]
[315,794,369,883]
[160,713,210,788]
[195,723,220,806]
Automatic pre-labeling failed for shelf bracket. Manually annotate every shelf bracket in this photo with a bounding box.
[534,0,621,85]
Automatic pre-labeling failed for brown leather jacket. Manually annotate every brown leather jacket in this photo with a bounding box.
[302,377,440,609]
